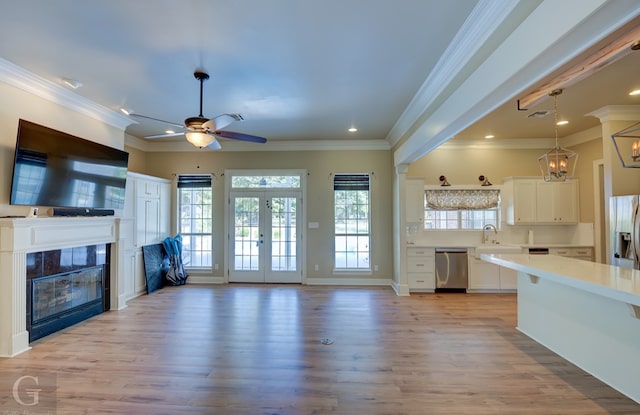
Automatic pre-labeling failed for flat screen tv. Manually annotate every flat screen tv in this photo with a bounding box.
[10,119,129,210]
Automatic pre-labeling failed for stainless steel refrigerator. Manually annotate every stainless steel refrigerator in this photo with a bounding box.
[609,195,640,270]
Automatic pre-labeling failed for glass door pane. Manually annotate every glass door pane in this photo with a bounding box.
[266,195,300,282]
[229,194,264,282]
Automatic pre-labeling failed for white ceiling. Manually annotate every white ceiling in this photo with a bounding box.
[0,1,638,153]
[0,0,477,144]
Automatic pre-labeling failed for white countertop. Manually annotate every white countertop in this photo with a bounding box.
[481,253,640,307]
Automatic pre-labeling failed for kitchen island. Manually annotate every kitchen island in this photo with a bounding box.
[481,253,640,404]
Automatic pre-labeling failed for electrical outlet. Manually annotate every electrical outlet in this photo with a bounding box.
[374,265,379,271]
[214,263,219,270]
[314,264,319,271]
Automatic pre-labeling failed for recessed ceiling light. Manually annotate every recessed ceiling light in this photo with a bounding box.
[556,120,569,126]
[119,107,131,116]
[165,130,175,134]
[484,134,494,139]
[348,127,358,132]
[629,89,640,96]
[61,78,82,89]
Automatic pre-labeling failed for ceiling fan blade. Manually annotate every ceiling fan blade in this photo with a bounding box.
[208,138,222,150]
[130,113,185,129]
[215,130,267,144]
[203,113,243,132]
[144,132,185,139]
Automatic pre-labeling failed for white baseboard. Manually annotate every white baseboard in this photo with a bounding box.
[305,277,393,287]
[392,281,410,296]
[187,275,226,284]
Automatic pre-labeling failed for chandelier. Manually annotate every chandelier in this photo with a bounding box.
[611,121,640,168]
[538,89,577,181]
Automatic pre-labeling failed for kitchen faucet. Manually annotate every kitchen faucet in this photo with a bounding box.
[481,224,497,244]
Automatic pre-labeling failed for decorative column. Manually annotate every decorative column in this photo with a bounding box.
[393,163,410,296]
[587,105,640,262]
[0,242,30,357]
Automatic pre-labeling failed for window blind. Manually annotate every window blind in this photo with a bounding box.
[333,174,369,191]
[425,189,499,210]
[177,174,212,188]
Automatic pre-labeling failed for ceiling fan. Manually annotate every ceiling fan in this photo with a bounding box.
[129,70,267,149]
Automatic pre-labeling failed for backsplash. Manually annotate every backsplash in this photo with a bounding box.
[408,223,594,247]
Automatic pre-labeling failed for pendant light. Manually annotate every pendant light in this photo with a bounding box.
[537,89,577,181]
[611,121,640,168]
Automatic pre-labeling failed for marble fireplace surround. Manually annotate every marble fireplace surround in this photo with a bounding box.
[0,217,129,357]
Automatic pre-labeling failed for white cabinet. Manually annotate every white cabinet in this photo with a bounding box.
[468,253,518,291]
[499,267,517,290]
[406,178,425,224]
[536,181,579,224]
[134,249,146,295]
[133,175,170,246]
[505,177,579,225]
[507,179,537,224]
[407,247,435,291]
[550,247,593,262]
[123,173,171,298]
[468,257,500,290]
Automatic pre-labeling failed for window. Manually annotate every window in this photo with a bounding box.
[178,175,213,268]
[334,174,370,270]
[424,189,500,230]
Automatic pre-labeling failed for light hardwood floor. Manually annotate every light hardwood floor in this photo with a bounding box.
[1,285,638,414]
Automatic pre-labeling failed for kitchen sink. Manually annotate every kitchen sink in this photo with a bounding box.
[474,244,523,259]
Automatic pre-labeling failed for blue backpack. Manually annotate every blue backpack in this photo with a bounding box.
[163,235,188,285]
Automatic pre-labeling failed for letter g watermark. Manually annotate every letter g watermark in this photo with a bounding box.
[12,375,42,406]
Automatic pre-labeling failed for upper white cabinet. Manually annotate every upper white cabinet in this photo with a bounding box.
[405,178,425,224]
[504,177,579,225]
[130,174,170,247]
[506,179,537,224]
[536,181,579,224]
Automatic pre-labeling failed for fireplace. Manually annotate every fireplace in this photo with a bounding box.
[0,216,128,357]
[26,245,111,342]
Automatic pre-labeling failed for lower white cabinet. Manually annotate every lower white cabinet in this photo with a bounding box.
[499,267,517,290]
[468,256,517,292]
[407,247,435,291]
[134,249,146,295]
[550,247,594,262]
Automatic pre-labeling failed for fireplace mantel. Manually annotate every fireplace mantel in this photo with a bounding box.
[0,216,129,357]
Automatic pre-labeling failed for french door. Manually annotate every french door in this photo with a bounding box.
[229,191,301,283]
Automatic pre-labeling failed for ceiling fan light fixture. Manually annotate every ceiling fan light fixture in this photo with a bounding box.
[185,131,215,148]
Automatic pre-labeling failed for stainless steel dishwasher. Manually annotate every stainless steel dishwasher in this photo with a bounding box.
[435,248,468,291]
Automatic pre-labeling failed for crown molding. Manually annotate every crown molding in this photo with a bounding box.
[124,134,391,153]
[441,138,555,150]
[586,105,640,123]
[386,0,521,147]
[562,125,602,147]
[0,57,133,131]
[442,124,602,150]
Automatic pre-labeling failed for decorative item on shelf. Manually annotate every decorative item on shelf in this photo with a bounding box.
[537,89,578,181]
[478,175,492,186]
[611,121,640,168]
[439,175,451,186]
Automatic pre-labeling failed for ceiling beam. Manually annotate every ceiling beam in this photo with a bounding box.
[517,23,640,111]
